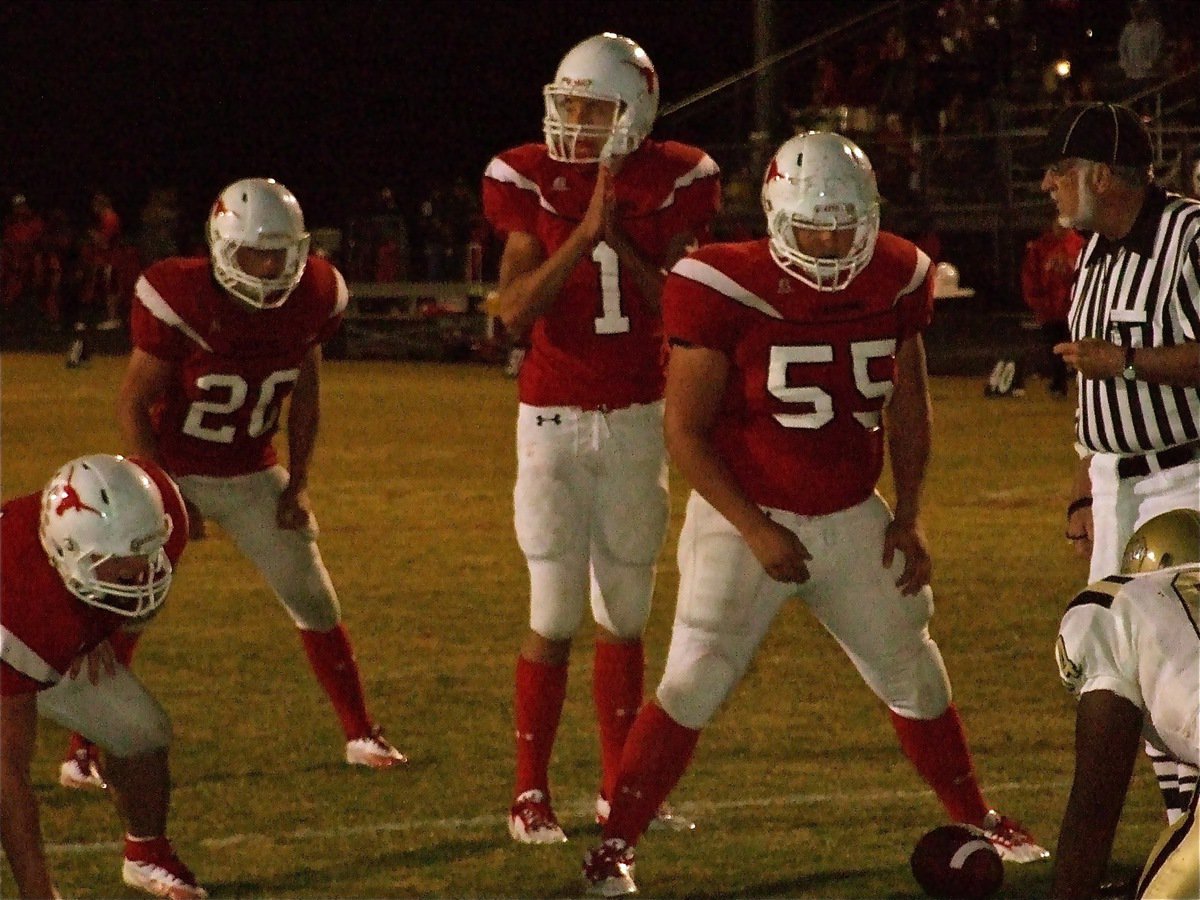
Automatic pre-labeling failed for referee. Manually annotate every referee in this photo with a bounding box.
[1045,101,1200,829]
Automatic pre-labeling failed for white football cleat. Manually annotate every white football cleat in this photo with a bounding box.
[345,726,408,769]
[979,809,1050,863]
[509,789,567,844]
[583,837,638,896]
[595,795,695,832]
[122,837,207,900]
[60,750,106,790]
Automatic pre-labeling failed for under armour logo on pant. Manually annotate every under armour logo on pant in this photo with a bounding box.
[536,414,563,426]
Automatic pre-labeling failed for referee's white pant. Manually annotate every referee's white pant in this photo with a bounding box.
[1088,454,1200,582]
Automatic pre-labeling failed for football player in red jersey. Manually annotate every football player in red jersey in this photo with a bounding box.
[1,455,206,899]
[582,132,1047,896]
[57,179,406,782]
[482,33,721,843]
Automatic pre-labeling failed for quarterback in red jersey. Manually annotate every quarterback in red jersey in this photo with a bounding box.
[482,33,720,843]
[1,455,205,899]
[582,132,1047,896]
[66,179,406,777]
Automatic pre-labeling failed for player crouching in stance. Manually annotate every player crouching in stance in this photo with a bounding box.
[1053,509,1200,900]
[1,455,205,899]
[581,132,1046,896]
[60,178,405,779]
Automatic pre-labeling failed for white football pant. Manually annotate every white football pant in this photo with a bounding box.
[38,665,171,757]
[179,466,341,631]
[658,491,952,730]
[514,401,669,641]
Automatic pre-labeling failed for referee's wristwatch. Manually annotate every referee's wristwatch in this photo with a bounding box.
[1122,345,1138,381]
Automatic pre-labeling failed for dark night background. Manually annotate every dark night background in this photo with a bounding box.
[4,0,883,233]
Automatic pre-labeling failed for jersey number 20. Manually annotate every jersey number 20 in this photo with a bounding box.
[183,370,301,443]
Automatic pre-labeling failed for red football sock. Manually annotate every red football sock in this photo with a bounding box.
[604,702,701,846]
[890,705,990,825]
[514,655,569,801]
[593,638,644,801]
[299,624,373,740]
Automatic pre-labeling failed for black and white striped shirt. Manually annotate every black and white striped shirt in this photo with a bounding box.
[1068,186,1200,453]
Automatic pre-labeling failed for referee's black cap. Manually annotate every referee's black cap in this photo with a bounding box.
[1044,103,1153,169]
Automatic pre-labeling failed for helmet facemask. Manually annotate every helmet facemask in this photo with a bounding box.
[766,204,880,292]
[543,88,630,163]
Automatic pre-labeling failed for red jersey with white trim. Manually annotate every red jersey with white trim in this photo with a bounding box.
[482,139,720,409]
[130,255,348,477]
[0,461,188,696]
[664,234,933,516]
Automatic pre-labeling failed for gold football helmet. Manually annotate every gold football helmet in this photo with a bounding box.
[1120,508,1200,573]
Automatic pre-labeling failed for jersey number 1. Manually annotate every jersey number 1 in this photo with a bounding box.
[592,242,630,335]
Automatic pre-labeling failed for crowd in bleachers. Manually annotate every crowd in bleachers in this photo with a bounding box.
[4,0,1196,350]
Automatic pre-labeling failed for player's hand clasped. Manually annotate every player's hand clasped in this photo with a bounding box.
[67,638,117,685]
[744,517,812,584]
[882,520,932,595]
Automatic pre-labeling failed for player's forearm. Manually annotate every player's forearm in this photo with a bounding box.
[286,392,319,491]
[117,400,161,463]
[1051,797,1120,899]
[498,228,593,334]
[1,769,55,898]
[606,231,665,312]
[667,427,771,537]
[1127,341,1200,387]
[884,399,931,527]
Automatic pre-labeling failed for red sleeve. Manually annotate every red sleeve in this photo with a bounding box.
[128,457,189,564]
[663,270,740,356]
[1,661,43,696]
[305,258,347,345]
[671,168,722,241]
[482,165,539,236]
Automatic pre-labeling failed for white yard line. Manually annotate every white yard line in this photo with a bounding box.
[45,779,1061,855]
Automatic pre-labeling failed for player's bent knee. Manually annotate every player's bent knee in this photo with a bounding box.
[103,703,173,757]
[879,638,952,720]
[657,651,740,730]
[591,565,654,639]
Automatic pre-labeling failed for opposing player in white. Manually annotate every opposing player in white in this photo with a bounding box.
[1053,509,1200,899]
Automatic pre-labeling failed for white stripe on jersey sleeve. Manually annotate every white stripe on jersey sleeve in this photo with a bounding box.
[655,153,721,212]
[1,625,62,686]
[483,157,557,215]
[897,248,932,301]
[671,256,782,318]
[332,267,350,317]
[134,276,214,353]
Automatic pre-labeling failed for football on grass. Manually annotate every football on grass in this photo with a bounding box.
[910,824,1003,899]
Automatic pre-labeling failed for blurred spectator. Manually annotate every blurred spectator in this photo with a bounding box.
[419,185,455,281]
[41,208,79,326]
[371,187,410,282]
[1021,213,1085,396]
[1118,0,1165,85]
[137,187,181,266]
[2,195,46,307]
[873,111,918,202]
[810,52,846,109]
[843,42,882,110]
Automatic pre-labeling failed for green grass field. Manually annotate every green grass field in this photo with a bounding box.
[0,352,1166,898]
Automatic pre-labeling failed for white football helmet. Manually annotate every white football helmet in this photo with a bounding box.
[39,455,174,618]
[207,178,310,309]
[761,131,881,291]
[543,33,659,163]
